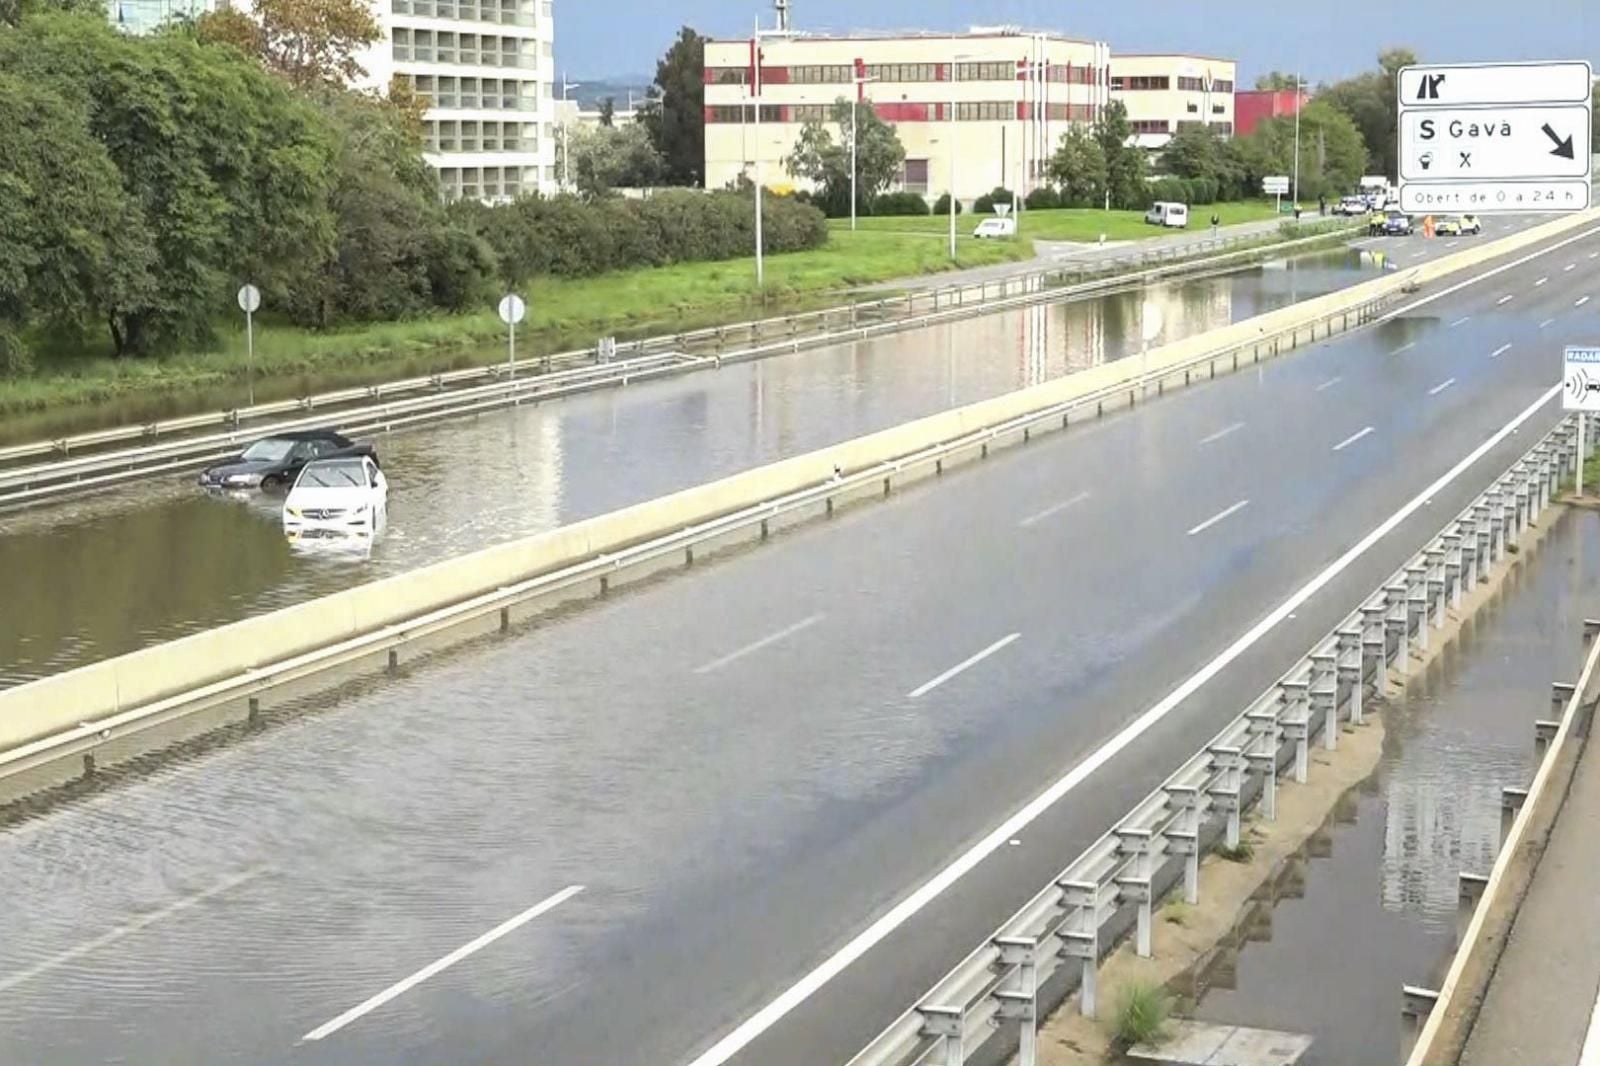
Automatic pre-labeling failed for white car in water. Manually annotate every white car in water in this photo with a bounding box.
[282,456,387,539]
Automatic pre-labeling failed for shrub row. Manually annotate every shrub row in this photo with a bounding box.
[1147,176,1221,206]
[453,189,829,283]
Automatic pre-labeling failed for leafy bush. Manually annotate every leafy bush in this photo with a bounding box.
[871,191,930,216]
[1113,981,1172,1047]
[972,185,1015,215]
[1149,177,1190,205]
[931,192,963,216]
[1025,185,1062,210]
[1184,177,1219,205]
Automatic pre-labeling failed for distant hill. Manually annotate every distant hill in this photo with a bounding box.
[567,76,654,110]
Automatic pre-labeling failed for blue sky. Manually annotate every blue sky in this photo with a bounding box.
[557,0,1598,87]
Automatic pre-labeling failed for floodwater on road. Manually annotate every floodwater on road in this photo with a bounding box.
[0,249,1382,686]
[1182,508,1600,1065]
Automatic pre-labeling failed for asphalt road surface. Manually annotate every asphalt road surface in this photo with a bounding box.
[0,242,1423,686]
[1,214,1593,1066]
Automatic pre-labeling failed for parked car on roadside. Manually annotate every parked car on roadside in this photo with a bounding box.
[972,217,1017,239]
[1336,196,1369,216]
[1144,201,1189,228]
[282,455,388,536]
[1381,210,1414,236]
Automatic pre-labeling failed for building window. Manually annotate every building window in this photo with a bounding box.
[954,100,1011,121]
[901,158,929,194]
[953,61,1011,82]
[790,64,851,84]
[1186,102,1198,113]
[706,104,782,123]
[1177,76,1204,92]
[791,103,830,123]
[865,62,937,83]
[436,75,458,108]
[1130,119,1170,134]
[1116,75,1170,91]
[1212,104,1225,114]
[392,27,412,60]
[710,67,748,84]
[1215,79,1234,93]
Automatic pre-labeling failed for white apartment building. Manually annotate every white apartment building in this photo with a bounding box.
[359,0,557,201]
[1110,53,1237,150]
[702,29,1112,204]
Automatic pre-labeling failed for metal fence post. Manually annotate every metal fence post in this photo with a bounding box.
[1246,709,1279,820]
[1534,719,1560,761]
[1211,745,1245,847]
[1312,652,1338,751]
[1473,504,1493,580]
[1060,880,1101,1018]
[1406,564,1430,654]
[1386,582,1410,678]
[1339,626,1365,725]
[1116,829,1155,957]
[1401,986,1440,1061]
[920,1005,963,1066]
[1500,786,1529,847]
[1426,548,1447,628]
[1552,681,1576,718]
[1444,534,1463,611]
[1459,520,1478,595]
[1457,872,1488,945]
[1280,681,1310,783]
[1166,785,1201,903]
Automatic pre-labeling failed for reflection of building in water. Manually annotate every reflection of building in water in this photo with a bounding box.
[1053,278,1235,371]
[497,414,565,531]
[1380,743,1506,925]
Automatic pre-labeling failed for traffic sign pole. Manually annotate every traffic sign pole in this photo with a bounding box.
[236,283,262,409]
[1579,414,1585,497]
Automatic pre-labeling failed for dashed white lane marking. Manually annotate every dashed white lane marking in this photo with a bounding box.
[694,614,826,674]
[1187,499,1250,537]
[1392,341,1416,355]
[1498,294,1515,305]
[1198,421,1245,446]
[1540,318,1556,330]
[1536,276,1549,286]
[1579,296,1593,308]
[1429,377,1457,396]
[907,634,1021,699]
[1333,426,1375,452]
[303,885,585,1042]
[1448,316,1471,328]
[1491,344,1513,359]
[1315,376,1343,392]
[1019,490,1092,528]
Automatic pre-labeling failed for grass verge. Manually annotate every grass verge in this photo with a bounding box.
[0,230,1030,423]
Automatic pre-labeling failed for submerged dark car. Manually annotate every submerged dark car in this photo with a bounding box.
[197,429,377,493]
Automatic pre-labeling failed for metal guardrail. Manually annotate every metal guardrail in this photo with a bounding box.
[0,279,1393,786]
[0,223,1358,493]
[845,414,1586,1066]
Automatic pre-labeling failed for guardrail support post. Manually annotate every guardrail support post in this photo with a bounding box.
[1551,681,1575,718]
[1246,709,1280,821]
[1459,520,1478,594]
[1407,565,1430,653]
[1059,880,1102,1018]
[1500,786,1529,848]
[1534,719,1560,760]
[1401,986,1439,1061]
[1338,627,1364,725]
[1584,619,1600,643]
[1210,744,1245,846]
[1457,872,1489,945]
[1386,582,1410,677]
[1443,534,1463,610]
[1426,549,1448,628]
[387,648,399,673]
[1166,785,1201,902]
[1473,504,1493,580]
[1280,681,1310,783]
[918,1005,964,1066]
[994,937,1039,1066]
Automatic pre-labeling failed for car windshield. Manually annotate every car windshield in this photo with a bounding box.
[296,461,365,489]
[240,438,296,462]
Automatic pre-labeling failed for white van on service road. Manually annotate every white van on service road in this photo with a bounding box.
[972,217,1017,239]
[1145,202,1189,228]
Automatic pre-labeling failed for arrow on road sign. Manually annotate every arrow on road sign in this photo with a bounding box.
[1542,123,1576,159]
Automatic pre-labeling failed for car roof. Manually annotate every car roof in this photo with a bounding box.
[261,429,349,443]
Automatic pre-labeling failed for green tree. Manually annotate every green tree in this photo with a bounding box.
[0,0,102,27]
[1253,71,1299,91]
[1093,101,1149,209]
[598,96,616,127]
[1160,123,1222,179]
[195,0,378,87]
[1318,48,1416,180]
[561,120,665,197]
[786,97,906,216]
[1235,100,1366,201]
[640,26,705,185]
[1048,124,1108,208]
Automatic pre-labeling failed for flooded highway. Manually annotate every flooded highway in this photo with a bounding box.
[0,248,1387,684]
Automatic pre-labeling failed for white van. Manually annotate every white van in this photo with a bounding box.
[973,217,1017,239]
[1145,202,1189,228]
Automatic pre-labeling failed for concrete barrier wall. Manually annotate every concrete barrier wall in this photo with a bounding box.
[3,209,1595,751]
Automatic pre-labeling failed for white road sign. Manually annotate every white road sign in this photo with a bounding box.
[1564,347,1600,412]
[497,293,526,325]
[1262,175,1290,194]
[236,284,261,314]
[1397,60,1592,214]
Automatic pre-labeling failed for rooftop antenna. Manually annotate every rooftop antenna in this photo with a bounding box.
[774,0,790,31]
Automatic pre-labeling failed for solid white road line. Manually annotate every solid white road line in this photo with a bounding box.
[1333,426,1375,452]
[1498,294,1516,305]
[1448,316,1471,328]
[1580,296,1593,308]
[1376,226,1600,325]
[1198,421,1245,446]
[694,615,825,674]
[1392,341,1416,355]
[1429,378,1457,396]
[1315,376,1343,392]
[1491,344,1513,359]
[0,868,264,994]
[681,383,1565,1066]
[1019,491,1091,529]
[1186,499,1250,537]
[303,885,583,1042]
[1579,972,1600,1066]
[906,634,1021,700]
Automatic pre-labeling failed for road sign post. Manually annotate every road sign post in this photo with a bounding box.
[498,293,527,384]
[1564,346,1600,495]
[1397,61,1592,214]
[236,283,261,408]
[1263,175,1290,216]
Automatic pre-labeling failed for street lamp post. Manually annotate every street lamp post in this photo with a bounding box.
[1291,71,1304,210]
[948,51,976,260]
[752,18,765,288]
[849,68,878,231]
